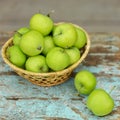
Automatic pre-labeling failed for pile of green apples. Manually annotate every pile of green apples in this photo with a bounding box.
[6,12,115,117]
[6,13,87,72]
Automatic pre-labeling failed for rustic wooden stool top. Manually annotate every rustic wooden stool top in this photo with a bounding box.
[0,32,120,120]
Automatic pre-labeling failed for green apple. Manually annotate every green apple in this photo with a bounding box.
[13,27,30,45]
[42,36,55,56]
[74,27,87,49]
[13,33,21,46]
[65,47,80,65]
[29,13,53,36]
[52,23,77,48]
[86,89,114,116]
[6,45,27,68]
[46,47,70,71]
[20,30,44,56]
[25,55,49,73]
[74,70,96,95]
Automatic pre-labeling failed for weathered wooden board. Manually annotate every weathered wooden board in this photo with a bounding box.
[0,33,120,120]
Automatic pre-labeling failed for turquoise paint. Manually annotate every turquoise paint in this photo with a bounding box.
[0,33,120,119]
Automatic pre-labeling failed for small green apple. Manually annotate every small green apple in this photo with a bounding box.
[13,27,30,45]
[74,70,96,95]
[13,33,21,46]
[42,36,55,56]
[25,55,49,73]
[29,13,53,36]
[6,45,27,68]
[65,47,80,65]
[53,23,77,48]
[74,27,87,49]
[46,47,70,71]
[86,89,114,116]
[20,30,44,56]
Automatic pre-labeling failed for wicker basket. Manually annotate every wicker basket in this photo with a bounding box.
[1,26,90,87]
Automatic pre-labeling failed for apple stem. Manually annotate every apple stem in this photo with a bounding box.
[47,14,50,17]
[14,30,17,33]
[37,46,42,51]
[47,10,55,17]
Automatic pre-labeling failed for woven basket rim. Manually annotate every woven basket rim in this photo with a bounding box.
[1,25,90,76]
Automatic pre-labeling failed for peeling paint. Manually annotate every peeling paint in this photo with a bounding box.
[0,33,120,119]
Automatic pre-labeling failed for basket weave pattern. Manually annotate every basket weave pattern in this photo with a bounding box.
[2,27,90,87]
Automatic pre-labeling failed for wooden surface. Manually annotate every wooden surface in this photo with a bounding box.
[0,0,120,33]
[0,32,120,120]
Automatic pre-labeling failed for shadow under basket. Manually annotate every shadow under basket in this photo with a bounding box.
[1,27,90,87]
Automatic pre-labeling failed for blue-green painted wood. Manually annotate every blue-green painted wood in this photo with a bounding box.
[0,33,120,120]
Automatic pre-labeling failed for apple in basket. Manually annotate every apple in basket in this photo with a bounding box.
[20,30,44,56]
[52,23,77,48]
[6,45,27,68]
[46,47,70,71]
[65,47,80,65]
[13,27,30,46]
[74,27,87,49]
[42,36,55,56]
[25,55,49,73]
[29,13,54,36]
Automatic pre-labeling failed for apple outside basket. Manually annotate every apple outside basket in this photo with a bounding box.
[1,24,90,87]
